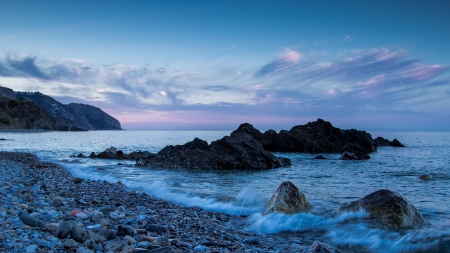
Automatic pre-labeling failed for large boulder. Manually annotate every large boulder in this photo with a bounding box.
[338,189,425,228]
[136,124,291,170]
[264,181,312,215]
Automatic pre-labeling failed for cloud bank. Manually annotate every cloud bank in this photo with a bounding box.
[0,48,448,131]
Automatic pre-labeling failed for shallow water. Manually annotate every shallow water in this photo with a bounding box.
[1,130,449,252]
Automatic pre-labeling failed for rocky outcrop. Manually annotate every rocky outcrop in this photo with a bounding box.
[88,147,152,160]
[0,97,56,130]
[374,137,405,147]
[262,119,376,154]
[0,86,15,99]
[14,91,121,130]
[264,181,312,215]
[66,103,122,130]
[136,124,291,170]
[338,189,425,228]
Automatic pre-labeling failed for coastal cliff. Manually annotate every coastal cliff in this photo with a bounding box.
[0,86,122,131]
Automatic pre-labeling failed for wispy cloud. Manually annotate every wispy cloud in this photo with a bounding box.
[0,47,448,130]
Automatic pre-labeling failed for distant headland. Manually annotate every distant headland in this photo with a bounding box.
[0,86,122,131]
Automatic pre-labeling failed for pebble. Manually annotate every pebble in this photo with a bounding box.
[0,151,331,253]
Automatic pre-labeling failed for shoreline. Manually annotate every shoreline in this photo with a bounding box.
[0,151,336,253]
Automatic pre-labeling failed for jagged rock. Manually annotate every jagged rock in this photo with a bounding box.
[339,143,370,160]
[374,137,406,147]
[90,147,153,160]
[392,138,405,147]
[302,240,342,253]
[262,119,376,154]
[137,124,291,170]
[339,189,425,228]
[315,155,326,159]
[264,181,312,215]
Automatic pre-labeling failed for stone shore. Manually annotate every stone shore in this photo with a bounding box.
[0,152,340,253]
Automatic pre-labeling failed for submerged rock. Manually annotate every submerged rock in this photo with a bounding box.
[339,189,425,228]
[137,124,291,170]
[264,181,312,215]
[302,240,342,253]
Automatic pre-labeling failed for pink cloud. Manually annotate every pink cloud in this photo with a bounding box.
[358,74,386,85]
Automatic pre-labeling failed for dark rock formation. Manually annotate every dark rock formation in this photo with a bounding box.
[15,90,121,130]
[339,143,370,160]
[339,189,425,228]
[0,96,56,130]
[88,147,152,160]
[264,181,312,215]
[262,119,376,154]
[136,123,291,170]
[392,138,405,147]
[374,137,405,147]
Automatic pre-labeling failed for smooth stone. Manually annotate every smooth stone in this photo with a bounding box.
[55,220,73,239]
[155,236,170,246]
[76,247,94,253]
[82,239,96,249]
[105,240,128,252]
[17,188,31,198]
[145,224,167,232]
[63,239,78,249]
[124,235,137,245]
[90,210,104,223]
[18,211,44,227]
[137,241,152,249]
[149,246,173,253]
[92,227,116,240]
[99,218,110,227]
[134,249,152,253]
[121,245,136,253]
[117,224,134,237]
[109,211,125,220]
[88,231,106,242]
[71,227,91,242]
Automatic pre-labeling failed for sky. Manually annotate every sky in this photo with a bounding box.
[0,0,449,131]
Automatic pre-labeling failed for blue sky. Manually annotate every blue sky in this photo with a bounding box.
[0,0,449,131]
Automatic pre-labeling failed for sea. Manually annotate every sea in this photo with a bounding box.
[1,130,449,252]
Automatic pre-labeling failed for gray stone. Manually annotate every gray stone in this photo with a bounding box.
[55,220,74,239]
[149,246,173,253]
[18,211,44,227]
[71,227,91,242]
[82,239,96,249]
[105,240,128,252]
[63,239,78,249]
[117,224,134,237]
[264,181,312,215]
[145,224,167,232]
[339,189,426,228]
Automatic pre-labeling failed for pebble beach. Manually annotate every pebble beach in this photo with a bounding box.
[0,152,340,253]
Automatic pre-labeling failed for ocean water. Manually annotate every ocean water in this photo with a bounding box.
[1,130,449,252]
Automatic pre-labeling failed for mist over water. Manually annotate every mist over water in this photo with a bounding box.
[1,130,449,252]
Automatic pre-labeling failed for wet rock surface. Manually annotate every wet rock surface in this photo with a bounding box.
[137,124,291,170]
[264,181,312,215]
[0,151,335,252]
[338,189,426,228]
